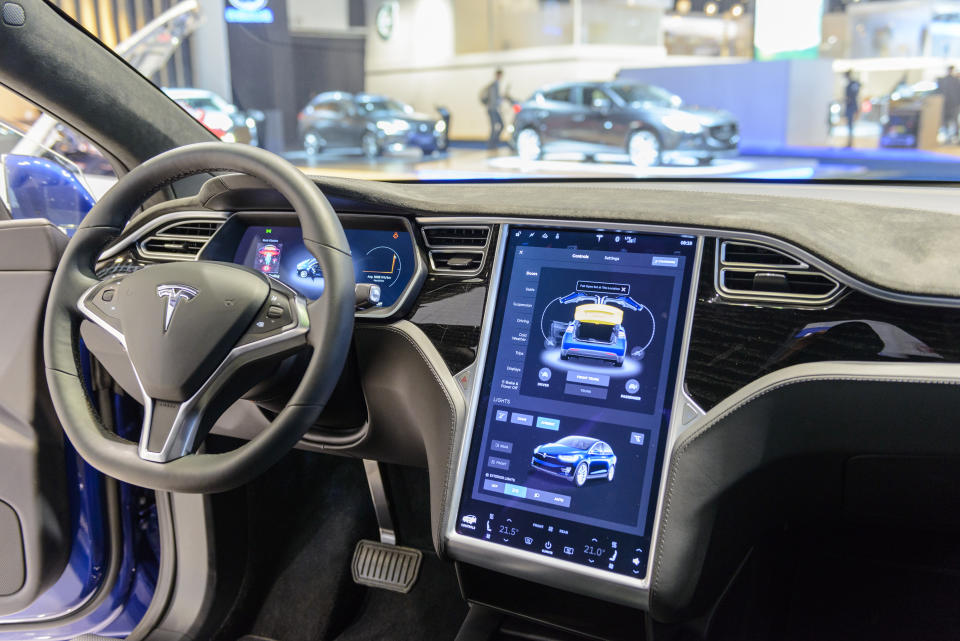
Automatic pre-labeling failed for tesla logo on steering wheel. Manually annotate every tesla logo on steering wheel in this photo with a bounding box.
[157,284,198,333]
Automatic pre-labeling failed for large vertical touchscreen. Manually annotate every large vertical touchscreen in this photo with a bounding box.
[454,227,697,580]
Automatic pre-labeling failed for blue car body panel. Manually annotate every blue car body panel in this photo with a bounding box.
[0,349,158,640]
[3,154,94,235]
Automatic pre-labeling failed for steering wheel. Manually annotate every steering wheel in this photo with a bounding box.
[43,143,355,493]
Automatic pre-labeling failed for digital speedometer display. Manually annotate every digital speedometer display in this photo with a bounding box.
[233,222,416,308]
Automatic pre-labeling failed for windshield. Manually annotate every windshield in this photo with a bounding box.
[35,0,960,182]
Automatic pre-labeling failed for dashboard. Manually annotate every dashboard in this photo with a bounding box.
[89,176,960,626]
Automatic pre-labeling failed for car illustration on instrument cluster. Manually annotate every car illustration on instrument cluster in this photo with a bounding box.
[531,436,617,486]
[255,243,281,274]
[296,257,322,279]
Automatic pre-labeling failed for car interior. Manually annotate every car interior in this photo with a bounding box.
[5,2,960,641]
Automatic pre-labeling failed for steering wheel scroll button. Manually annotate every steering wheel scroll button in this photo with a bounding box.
[240,295,300,344]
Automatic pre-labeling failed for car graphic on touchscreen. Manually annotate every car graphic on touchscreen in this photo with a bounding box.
[560,303,628,366]
[531,436,617,487]
[296,257,322,279]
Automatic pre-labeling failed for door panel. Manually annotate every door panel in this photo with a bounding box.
[0,220,70,615]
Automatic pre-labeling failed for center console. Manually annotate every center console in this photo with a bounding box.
[446,223,701,606]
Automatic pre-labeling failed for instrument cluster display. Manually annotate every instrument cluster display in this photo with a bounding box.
[233,221,416,308]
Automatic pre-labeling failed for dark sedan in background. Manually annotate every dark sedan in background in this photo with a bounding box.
[297,92,448,158]
[512,81,739,167]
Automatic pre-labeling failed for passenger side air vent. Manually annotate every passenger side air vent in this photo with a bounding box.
[719,240,804,267]
[422,225,490,275]
[138,218,224,260]
[715,239,844,306]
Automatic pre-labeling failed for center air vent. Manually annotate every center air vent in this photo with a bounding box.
[422,225,490,275]
[138,218,224,260]
[423,226,489,247]
[715,239,844,306]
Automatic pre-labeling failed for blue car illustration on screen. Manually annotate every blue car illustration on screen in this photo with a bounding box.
[560,303,627,366]
[531,436,617,487]
[296,257,322,279]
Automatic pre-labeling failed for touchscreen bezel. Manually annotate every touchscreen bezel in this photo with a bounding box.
[442,220,703,608]
[200,212,426,319]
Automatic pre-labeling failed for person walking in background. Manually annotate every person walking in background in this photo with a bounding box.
[938,65,960,144]
[843,70,861,148]
[481,68,505,149]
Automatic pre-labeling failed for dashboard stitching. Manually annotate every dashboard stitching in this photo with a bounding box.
[377,323,458,553]
[651,372,960,608]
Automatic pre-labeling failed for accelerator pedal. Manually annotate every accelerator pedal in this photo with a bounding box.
[352,539,422,593]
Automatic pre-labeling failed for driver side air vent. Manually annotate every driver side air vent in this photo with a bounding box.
[422,225,490,275]
[138,218,224,260]
[715,239,844,306]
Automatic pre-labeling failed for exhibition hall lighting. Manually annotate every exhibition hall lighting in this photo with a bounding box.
[705,2,718,16]
[731,4,744,17]
[676,0,691,14]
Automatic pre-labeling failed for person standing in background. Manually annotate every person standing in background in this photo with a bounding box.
[843,70,861,148]
[481,68,505,149]
[938,65,960,144]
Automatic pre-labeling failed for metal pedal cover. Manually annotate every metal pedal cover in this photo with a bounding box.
[351,539,422,593]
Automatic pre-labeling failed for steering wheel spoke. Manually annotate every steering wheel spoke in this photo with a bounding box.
[137,294,310,462]
[78,275,128,345]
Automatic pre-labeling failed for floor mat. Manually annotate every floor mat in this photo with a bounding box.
[334,553,468,641]
[213,451,379,641]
